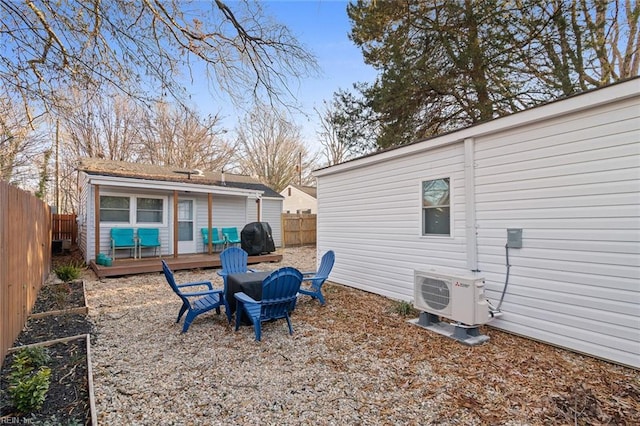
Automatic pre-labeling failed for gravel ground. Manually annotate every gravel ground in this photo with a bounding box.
[84,246,639,425]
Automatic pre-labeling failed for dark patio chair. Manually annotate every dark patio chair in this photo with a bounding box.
[298,250,335,306]
[217,247,255,323]
[234,267,303,341]
[161,260,225,333]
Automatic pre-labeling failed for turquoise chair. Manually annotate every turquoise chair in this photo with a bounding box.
[234,267,303,341]
[221,227,241,247]
[201,227,225,252]
[161,260,225,333]
[298,250,335,306]
[138,228,161,258]
[110,228,137,259]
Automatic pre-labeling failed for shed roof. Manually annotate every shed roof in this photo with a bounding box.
[77,158,282,198]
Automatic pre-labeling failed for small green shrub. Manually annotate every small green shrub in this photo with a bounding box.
[392,300,418,317]
[54,262,83,282]
[16,346,50,368]
[8,347,52,413]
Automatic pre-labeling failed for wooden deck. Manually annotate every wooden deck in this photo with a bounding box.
[90,252,283,279]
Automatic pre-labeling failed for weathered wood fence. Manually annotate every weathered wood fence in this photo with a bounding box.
[281,213,316,247]
[1,181,51,367]
[53,213,77,244]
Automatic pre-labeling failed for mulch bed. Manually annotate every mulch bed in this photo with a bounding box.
[32,281,86,314]
[1,251,94,425]
[13,314,93,346]
[0,339,91,425]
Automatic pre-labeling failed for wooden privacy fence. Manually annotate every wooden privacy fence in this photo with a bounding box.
[53,213,77,244]
[1,181,51,368]
[281,213,316,247]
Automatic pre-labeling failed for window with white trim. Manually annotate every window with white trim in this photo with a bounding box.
[422,178,450,235]
[99,195,165,224]
[99,196,130,222]
[137,197,163,223]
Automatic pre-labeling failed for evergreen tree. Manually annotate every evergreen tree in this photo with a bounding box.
[345,0,639,149]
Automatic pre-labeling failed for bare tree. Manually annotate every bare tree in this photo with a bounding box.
[316,102,351,167]
[61,92,143,162]
[516,0,639,95]
[236,103,316,192]
[138,103,236,171]
[315,89,377,166]
[56,155,79,214]
[0,95,48,186]
[0,0,318,121]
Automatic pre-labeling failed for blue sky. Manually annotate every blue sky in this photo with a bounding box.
[191,0,377,153]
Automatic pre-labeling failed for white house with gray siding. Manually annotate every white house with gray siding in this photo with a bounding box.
[313,78,640,369]
[76,158,283,263]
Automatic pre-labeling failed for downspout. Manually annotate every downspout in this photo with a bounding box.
[94,184,100,263]
[464,138,479,271]
[173,191,178,258]
[207,193,213,254]
[256,195,262,222]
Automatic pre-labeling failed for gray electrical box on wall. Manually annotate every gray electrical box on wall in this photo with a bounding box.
[507,228,523,248]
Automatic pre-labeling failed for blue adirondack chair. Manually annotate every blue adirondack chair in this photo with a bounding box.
[161,260,225,333]
[201,227,225,252]
[217,247,255,323]
[110,228,137,259]
[298,250,335,306]
[138,228,161,258]
[221,227,241,247]
[234,267,303,341]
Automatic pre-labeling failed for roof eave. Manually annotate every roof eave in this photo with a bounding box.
[85,174,262,197]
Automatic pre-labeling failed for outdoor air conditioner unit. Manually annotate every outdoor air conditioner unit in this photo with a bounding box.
[413,269,490,326]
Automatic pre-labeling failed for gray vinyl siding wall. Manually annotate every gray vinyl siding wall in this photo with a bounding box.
[315,81,640,368]
[209,195,249,229]
[77,172,90,262]
[195,194,248,251]
[261,198,283,247]
[96,187,171,258]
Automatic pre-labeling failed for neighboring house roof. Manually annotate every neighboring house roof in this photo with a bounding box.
[290,184,317,199]
[77,158,283,198]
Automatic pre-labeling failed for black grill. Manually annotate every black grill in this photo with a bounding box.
[241,222,275,255]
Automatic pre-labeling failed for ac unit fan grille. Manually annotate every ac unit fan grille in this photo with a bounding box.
[420,277,450,310]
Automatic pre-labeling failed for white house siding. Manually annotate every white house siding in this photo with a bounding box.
[315,80,640,368]
[261,198,283,247]
[317,142,469,301]
[473,96,640,368]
